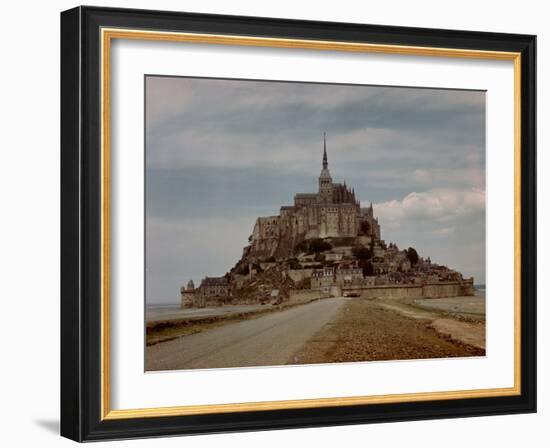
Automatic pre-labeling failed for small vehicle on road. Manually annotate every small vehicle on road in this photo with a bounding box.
[343,291,360,298]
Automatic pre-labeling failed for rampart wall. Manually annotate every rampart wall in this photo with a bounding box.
[343,281,474,299]
[288,289,322,302]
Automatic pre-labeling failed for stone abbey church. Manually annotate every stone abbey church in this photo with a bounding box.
[248,134,381,259]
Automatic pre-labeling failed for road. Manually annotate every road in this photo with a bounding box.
[146,297,346,371]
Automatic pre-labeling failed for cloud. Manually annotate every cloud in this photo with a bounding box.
[373,188,485,228]
[146,76,485,175]
[370,188,485,284]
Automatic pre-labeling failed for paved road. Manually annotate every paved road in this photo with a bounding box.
[146,298,346,371]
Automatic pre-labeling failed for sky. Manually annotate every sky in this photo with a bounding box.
[145,76,486,305]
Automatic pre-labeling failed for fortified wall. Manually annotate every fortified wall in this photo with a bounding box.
[288,289,322,303]
[343,280,474,300]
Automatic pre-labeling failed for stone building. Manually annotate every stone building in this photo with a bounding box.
[180,277,229,308]
[248,134,381,259]
[199,276,229,299]
[335,266,364,286]
[311,265,364,294]
[311,267,336,295]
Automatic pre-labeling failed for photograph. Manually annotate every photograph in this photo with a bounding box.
[144,76,487,371]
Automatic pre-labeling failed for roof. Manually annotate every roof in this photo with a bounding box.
[200,276,228,287]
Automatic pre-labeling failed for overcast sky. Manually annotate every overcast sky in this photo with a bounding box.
[145,76,486,305]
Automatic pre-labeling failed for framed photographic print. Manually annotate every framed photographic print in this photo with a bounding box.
[60,6,536,441]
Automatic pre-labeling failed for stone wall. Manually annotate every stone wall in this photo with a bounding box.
[286,268,314,283]
[343,281,474,299]
[422,282,461,298]
[288,289,321,302]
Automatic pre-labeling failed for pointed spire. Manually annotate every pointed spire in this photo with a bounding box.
[322,132,328,169]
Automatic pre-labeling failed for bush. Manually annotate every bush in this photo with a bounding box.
[308,238,332,254]
[330,237,356,247]
[359,221,371,235]
[352,245,372,260]
[294,240,309,253]
[236,263,249,275]
[314,253,325,262]
[359,259,374,276]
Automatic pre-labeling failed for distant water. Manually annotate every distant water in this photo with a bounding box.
[474,284,486,293]
[146,303,180,311]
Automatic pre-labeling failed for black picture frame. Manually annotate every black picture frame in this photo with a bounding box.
[61,5,536,442]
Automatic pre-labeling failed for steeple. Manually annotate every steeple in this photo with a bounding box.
[322,132,328,169]
[318,132,333,201]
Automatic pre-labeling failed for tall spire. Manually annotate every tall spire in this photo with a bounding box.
[322,132,328,169]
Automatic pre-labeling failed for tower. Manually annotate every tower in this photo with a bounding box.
[318,132,333,202]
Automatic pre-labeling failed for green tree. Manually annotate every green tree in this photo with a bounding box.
[406,247,419,266]
[359,221,371,235]
[308,238,332,254]
[352,245,372,260]
[294,240,308,253]
[359,259,374,276]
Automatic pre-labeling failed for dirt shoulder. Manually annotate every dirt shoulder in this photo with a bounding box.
[290,298,485,365]
[373,297,486,350]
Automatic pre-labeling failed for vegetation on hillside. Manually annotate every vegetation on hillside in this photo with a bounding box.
[406,247,419,266]
[294,238,333,255]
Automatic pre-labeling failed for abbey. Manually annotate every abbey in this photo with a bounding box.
[249,133,380,259]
